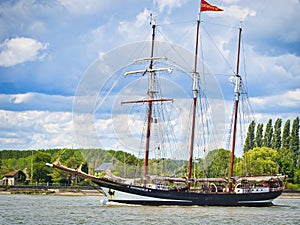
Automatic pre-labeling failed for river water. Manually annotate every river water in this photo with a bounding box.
[0,194,299,225]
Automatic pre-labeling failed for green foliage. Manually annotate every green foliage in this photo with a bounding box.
[80,148,113,172]
[242,117,299,184]
[286,182,300,191]
[205,149,231,178]
[255,123,263,148]
[0,151,32,178]
[293,168,300,184]
[33,151,52,183]
[263,119,273,148]
[244,120,255,152]
[294,152,300,183]
[290,117,299,167]
[282,119,291,150]
[272,118,282,150]
[49,149,87,185]
[80,148,140,178]
[278,148,294,180]
[243,147,279,175]
[232,157,244,176]
[0,150,32,159]
[147,158,187,178]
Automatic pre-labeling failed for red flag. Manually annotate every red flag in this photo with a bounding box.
[201,0,223,12]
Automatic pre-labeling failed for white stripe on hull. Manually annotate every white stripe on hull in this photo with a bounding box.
[101,187,191,204]
[237,199,274,204]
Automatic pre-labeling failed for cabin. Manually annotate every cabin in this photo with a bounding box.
[1,170,27,186]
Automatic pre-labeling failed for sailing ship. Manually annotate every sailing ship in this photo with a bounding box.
[47,0,285,206]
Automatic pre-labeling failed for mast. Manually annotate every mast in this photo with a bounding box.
[187,8,201,184]
[229,26,242,192]
[122,15,173,187]
[141,15,158,187]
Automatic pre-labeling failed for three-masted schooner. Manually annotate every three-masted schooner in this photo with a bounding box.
[47,0,285,206]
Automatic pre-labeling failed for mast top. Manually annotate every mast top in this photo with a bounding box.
[150,13,157,26]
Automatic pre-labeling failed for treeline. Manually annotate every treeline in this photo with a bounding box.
[243,117,299,184]
[0,148,140,185]
[0,148,191,186]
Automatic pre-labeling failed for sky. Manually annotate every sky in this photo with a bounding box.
[0,0,299,157]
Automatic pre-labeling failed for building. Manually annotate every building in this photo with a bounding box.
[94,163,114,175]
[1,170,26,186]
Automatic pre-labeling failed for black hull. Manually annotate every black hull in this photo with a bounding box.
[93,178,282,207]
[47,162,283,207]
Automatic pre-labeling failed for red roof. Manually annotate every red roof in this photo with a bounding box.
[4,170,20,177]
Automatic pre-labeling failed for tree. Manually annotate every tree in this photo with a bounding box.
[205,149,231,178]
[244,120,255,152]
[282,119,291,150]
[263,119,273,148]
[272,118,282,150]
[278,147,294,179]
[49,149,86,185]
[290,117,299,167]
[243,147,279,176]
[255,123,263,147]
[294,153,300,183]
[33,151,52,183]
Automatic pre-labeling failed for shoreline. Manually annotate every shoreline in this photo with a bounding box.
[0,186,104,196]
[279,192,300,199]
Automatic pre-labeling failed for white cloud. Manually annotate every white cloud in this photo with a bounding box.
[117,9,151,42]
[0,110,74,150]
[0,92,73,112]
[241,44,300,97]
[0,37,48,67]
[135,9,152,27]
[240,0,300,44]
[81,9,152,57]
[154,0,186,12]
[223,4,256,21]
[274,54,300,80]
[250,88,300,113]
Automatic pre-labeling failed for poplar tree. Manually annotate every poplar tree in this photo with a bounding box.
[263,119,273,148]
[295,153,300,183]
[244,120,255,152]
[290,117,299,167]
[272,118,282,150]
[255,123,263,148]
[279,119,293,179]
[278,147,294,179]
[282,119,291,150]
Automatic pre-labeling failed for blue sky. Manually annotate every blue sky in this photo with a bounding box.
[0,0,299,156]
